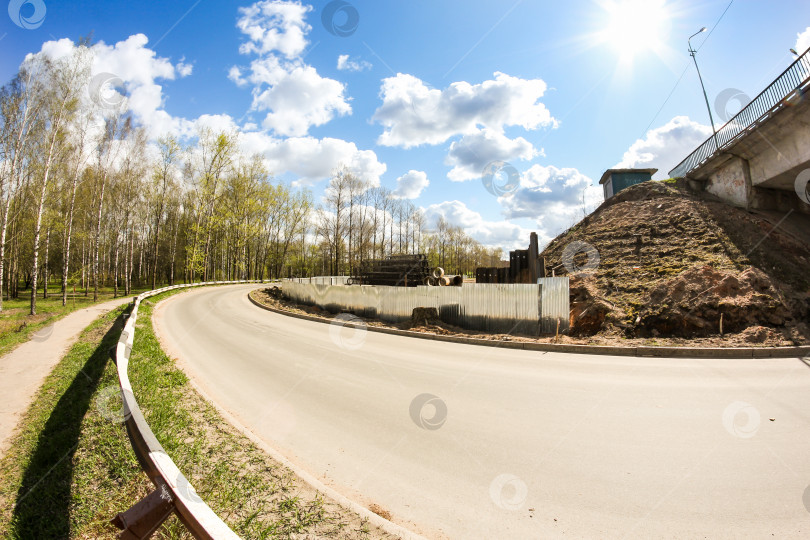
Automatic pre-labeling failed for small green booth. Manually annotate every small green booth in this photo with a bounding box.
[599,168,658,200]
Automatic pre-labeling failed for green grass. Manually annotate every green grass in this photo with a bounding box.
[0,285,150,358]
[0,288,383,539]
[0,304,133,538]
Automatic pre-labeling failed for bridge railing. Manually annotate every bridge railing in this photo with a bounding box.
[669,47,810,179]
[111,280,260,539]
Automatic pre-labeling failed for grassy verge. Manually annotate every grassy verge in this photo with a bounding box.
[0,288,390,539]
[0,287,149,358]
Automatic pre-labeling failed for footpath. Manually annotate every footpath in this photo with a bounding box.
[0,296,132,456]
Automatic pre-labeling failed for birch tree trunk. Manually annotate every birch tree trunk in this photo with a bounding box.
[30,121,64,315]
[43,227,50,299]
[113,234,120,298]
[92,172,107,302]
[61,116,90,306]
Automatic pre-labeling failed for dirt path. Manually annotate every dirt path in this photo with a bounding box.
[0,296,133,457]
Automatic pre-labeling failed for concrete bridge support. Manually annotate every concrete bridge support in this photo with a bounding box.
[689,93,810,215]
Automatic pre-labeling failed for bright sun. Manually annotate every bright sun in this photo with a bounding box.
[600,0,671,60]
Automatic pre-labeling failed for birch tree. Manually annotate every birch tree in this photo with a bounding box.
[28,50,89,314]
[0,67,40,311]
[92,113,131,301]
[151,135,180,289]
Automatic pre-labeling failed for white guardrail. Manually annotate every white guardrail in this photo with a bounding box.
[112,280,260,539]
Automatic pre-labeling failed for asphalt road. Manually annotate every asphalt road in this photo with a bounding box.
[154,284,810,539]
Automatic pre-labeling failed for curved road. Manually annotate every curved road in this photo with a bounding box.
[154,284,810,539]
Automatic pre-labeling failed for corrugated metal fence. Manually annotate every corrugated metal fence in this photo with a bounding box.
[537,277,571,334]
[298,276,352,285]
[282,277,569,335]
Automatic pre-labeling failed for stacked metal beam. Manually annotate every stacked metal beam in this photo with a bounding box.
[476,232,541,284]
[353,254,432,287]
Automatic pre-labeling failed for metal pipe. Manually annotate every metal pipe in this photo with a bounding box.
[688,28,719,152]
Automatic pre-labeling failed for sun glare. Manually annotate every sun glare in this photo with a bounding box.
[599,0,671,60]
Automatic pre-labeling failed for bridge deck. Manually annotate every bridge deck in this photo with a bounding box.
[670,48,810,179]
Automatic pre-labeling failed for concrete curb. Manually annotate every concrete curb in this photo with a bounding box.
[248,292,810,359]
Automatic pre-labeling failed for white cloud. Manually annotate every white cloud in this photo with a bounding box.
[616,116,712,178]
[28,33,385,188]
[236,0,312,59]
[232,0,352,136]
[373,72,556,148]
[176,60,193,77]
[337,54,372,72]
[228,65,247,86]
[445,128,539,182]
[193,114,239,134]
[251,64,351,136]
[499,164,602,239]
[240,132,386,186]
[392,170,429,199]
[32,35,196,139]
[796,27,810,55]
[422,200,533,251]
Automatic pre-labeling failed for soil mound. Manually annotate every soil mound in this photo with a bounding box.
[540,179,810,344]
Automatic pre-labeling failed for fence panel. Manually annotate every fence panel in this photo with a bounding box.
[281,278,570,335]
[538,277,570,334]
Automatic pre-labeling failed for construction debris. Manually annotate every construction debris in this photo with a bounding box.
[476,232,543,284]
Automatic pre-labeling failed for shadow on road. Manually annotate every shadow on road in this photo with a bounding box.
[10,310,126,537]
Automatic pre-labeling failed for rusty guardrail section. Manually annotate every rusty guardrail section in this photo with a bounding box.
[669,46,810,179]
[111,280,259,539]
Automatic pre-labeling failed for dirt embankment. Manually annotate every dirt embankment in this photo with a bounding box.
[542,179,810,346]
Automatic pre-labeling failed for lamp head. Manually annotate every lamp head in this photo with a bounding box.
[688,27,707,50]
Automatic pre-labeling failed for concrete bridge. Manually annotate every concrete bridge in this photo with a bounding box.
[670,49,810,215]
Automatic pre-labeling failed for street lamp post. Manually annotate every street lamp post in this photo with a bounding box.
[689,27,719,151]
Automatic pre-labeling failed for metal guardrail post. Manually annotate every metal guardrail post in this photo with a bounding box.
[111,486,175,539]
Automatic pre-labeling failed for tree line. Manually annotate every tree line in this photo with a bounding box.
[316,168,504,277]
[1,41,503,315]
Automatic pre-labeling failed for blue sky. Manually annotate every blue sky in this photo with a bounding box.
[2,0,809,250]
